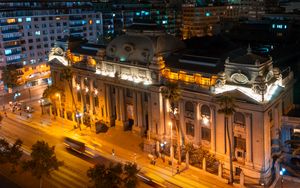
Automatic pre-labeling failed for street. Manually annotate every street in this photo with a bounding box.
[0,84,234,188]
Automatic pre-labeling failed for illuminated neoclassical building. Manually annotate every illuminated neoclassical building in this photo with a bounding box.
[48,22,294,185]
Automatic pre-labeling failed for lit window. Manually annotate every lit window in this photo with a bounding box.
[136,12,140,16]
[272,24,275,29]
[89,20,93,24]
[205,12,211,17]
[5,49,12,55]
[113,13,115,17]
[26,17,31,22]
[18,18,22,22]
[7,18,16,23]
[96,20,101,24]
[162,20,167,24]
[56,17,60,20]
[35,31,40,35]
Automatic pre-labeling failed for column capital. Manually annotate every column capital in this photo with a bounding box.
[245,112,252,118]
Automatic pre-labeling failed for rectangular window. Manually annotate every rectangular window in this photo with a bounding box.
[234,137,246,150]
[202,127,211,141]
[126,89,133,98]
[77,91,81,102]
[26,17,31,22]
[86,94,90,105]
[186,123,195,137]
[94,96,99,107]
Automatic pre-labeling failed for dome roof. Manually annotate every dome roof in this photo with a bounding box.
[106,33,185,64]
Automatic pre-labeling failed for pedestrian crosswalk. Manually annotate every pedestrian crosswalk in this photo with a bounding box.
[46,165,89,188]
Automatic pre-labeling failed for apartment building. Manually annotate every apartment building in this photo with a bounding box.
[181,4,239,39]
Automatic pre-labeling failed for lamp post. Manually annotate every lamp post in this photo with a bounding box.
[38,99,44,115]
[169,122,174,176]
[279,168,286,188]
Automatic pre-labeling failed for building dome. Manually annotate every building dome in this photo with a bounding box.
[106,23,185,64]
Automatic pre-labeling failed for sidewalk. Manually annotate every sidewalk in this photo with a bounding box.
[6,109,235,188]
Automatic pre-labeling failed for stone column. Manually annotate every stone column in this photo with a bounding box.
[179,100,184,145]
[245,113,253,164]
[115,87,120,121]
[119,88,125,125]
[203,158,206,171]
[210,105,216,152]
[147,94,152,139]
[105,85,112,124]
[137,92,143,128]
[195,103,201,143]
[218,163,223,178]
[133,91,138,127]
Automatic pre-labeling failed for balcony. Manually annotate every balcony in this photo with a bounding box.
[5,51,22,56]
[1,29,19,34]
[69,23,85,27]
[70,29,84,33]
[69,16,83,21]
[0,22,18,26]
[4,44,21,49]
[3,36,21,42]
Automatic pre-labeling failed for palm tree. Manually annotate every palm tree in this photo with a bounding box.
[217,94,237,184]
[161,81,182,164]
[61,66,81,130]
[123,162,140,188]
[43,85,63,116]
[87,162,123,188]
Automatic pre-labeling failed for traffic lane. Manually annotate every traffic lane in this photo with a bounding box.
[1,116,92,169]
[0,84,46,105]
[1,117,152,188]
[0,174,21,188]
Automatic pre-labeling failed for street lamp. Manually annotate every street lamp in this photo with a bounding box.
[169,122,174,176]
[280,168,286,188]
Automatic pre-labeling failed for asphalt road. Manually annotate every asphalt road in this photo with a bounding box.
[0,84,152,188]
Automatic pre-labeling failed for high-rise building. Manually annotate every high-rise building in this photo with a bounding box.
[0,1,103,68]
[181,3,240,39]
[93,0,181,43]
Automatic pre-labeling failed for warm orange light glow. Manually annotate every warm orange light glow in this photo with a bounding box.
[7,18,16,23]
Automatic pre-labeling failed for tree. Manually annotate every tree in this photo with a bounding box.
[0,138,23,173]
[87,162,123,188]
[161,81,182,163]
[1,66,19,89]
[87,162,139,188]
[217,94,237,184]
[43,85,63,116]
[123,162,139,188]
[22,140,63,188]
[61,66,81,130]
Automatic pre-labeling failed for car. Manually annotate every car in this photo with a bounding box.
[63,136,98,158]
[25,106,34,113]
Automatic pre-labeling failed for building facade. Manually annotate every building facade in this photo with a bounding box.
[181,4,240,39]
[48,23,294,185]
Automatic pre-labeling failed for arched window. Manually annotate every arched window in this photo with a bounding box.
[185,101,194,112]
[201,105,210,117]
[234,112,245,125]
